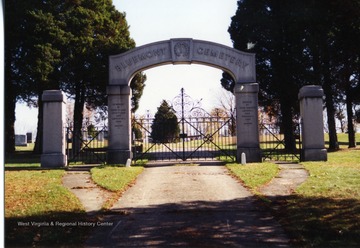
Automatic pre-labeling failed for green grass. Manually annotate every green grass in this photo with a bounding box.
[325,133,360,148]
[227,149,360,247]
[91,165,144,191]
[5,170,84,217]
[281,149,360,247]
[91,165,144,209]
[5,169,93,247]
[298,149,360,199]
[226,162,279,193]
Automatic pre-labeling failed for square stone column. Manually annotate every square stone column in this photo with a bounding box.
[234,83,262,163]
[41,90,67,167]
[299,85,327,161]
[107,85,132,164]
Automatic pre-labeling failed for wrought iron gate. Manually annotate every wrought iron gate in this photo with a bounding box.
[259,120,301,161]
[66,122,108,165]
[132,88,236,162]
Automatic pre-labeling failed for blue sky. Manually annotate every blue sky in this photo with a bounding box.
[14,0,238,133]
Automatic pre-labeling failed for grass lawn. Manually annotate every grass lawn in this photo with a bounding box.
[4,169,93,247]
[5,151,144,246]
[325,133,360,148]
[91,165,144,209]
[227,148,360,247]
[226,162,279,194]
[283,149,360,247]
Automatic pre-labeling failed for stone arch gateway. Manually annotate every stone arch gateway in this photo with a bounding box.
[107,38,261,164]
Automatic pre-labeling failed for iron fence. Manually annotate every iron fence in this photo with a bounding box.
[66,123,108,165]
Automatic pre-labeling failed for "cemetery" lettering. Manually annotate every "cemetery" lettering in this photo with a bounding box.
[197,47,249,69]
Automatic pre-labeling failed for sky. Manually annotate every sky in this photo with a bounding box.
[14,0,238,134]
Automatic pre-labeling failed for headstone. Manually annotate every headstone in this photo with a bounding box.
[15,135,27,146]
[299,85,327,161]
[97,132,104,142]
[26,132,32,143]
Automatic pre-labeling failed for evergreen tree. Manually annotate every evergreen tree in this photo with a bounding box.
[151,101,179,143]
[130,72,147,113]
[4,0,146,153]
[4,0,64,153]
[227,0,360,150]
[228,0,309,150]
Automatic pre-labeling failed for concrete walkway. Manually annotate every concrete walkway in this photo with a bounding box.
[259,163,309,197]
[62,162,309,247]
[83,164,296,247]
[62,171,113,214]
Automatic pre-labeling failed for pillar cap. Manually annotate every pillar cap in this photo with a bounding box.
[298,85,324,100]
[42,90,65,102]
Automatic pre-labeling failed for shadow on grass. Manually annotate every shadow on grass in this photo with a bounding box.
[5,211,97,247]
[267,195,360,247]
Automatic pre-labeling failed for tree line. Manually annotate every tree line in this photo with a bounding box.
[223,0,360,150]
[5,0,360,155]
[4,0,146,154]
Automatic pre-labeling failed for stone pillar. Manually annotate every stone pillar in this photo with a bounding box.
[41,90,67,167]
[107,85,132,164]
[234,83,262,163]
[299,85,327,161]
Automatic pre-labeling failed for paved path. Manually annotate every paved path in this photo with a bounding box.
[259,163,309,197]
[85,165,290,247]
[62,171,113,214]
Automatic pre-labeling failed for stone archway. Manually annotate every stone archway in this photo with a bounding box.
[107,38,261,164]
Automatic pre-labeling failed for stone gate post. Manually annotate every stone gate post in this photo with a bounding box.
[299,85,327,161]
[41,90,67,167]
[107,85,132,164]
[234,83,262,163]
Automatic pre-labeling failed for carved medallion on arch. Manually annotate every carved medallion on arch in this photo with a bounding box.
[171,38,193,63]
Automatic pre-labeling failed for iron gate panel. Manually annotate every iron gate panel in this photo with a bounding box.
[259,121,301,161]
[133,88,236,162]
[66,124,108,165]
[132,116,236,162]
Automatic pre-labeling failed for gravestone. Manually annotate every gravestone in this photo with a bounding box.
[15,134,27,146]
[26,132,33,143]
[299,85,327,161]
[41,90,67,167]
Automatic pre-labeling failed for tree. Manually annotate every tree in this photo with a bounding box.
[5,0,144,153]
[151,100,179,143]
[54,0,137,154]
[214,90,236,136]
[130,72,147,113]
[228,0,309,151]
[227,0,360,150]
[4,0,64,153]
